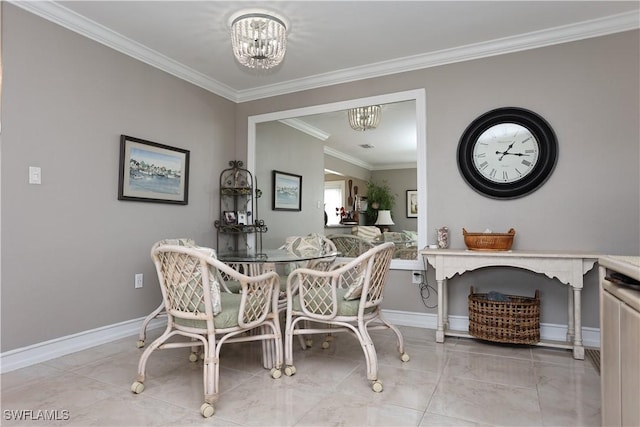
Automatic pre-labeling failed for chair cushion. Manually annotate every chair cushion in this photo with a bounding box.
[224,280,242,293]
[343,272,366,300]
[280,233,324,274]
[351,226,381,242]
[190,245,223,316]
[155,238,195,247]
[292,288,374,316]
[174,292,242,330]
[402,230,418,242]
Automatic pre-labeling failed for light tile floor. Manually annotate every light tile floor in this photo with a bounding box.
[1,326,600,426]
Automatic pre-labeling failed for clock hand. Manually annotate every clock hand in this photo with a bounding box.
[496,141,517,160]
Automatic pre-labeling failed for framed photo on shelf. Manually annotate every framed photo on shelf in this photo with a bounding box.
[272,170,302,211]
[237,211,247,225]
[224,211,237,224]
[406,190,418,218]
[118,135,190,205]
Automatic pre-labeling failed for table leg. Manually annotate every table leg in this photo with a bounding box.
[572,285,585,360]
[436,278,445,343]
[567,287,575,342]
[571,259,585,360]
[261,326,274,369]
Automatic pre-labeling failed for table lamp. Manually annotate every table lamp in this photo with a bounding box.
[374,210,394,232]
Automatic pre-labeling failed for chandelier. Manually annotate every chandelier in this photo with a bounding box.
[348,105,381,131]
[230,11,288,70]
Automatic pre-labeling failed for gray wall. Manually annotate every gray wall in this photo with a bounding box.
[236,30,640,328]
[1,5,235,351]
[255,121,326,248]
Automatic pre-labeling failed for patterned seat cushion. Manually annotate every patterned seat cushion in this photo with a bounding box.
[351,226,381,242]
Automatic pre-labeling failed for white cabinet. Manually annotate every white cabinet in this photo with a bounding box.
[599,256,640,427]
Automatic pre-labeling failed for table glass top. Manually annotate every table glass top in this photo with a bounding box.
[217,249,340,263]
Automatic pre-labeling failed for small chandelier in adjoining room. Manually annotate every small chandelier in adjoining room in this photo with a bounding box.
[230,10,288,70]
[348,105,381,131]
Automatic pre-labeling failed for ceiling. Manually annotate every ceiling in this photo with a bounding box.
[14,1,639,168]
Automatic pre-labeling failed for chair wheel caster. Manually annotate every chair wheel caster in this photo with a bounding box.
[372,380,383,392]
[131,381,144,394]
[270,368,282,379]
[305,339,313,347]
[284,366,296,376]
[136,340,145,348]
[321,341,330,349]
[401,352,410,362]
[189,352,198,362]
[200,403,214,418]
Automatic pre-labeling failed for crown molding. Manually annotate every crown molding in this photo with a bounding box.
[236,11,639,102]
[324,146,373,171]
[278,118,331,141]
[12,2,639,103]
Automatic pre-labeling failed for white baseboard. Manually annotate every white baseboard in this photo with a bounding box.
[0,317,165,374]
[382,309,600,348]
[1,310,600,374]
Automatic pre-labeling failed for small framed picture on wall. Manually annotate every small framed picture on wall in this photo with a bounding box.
[406,190,418,218]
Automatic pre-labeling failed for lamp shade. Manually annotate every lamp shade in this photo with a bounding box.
[374,210,394,226]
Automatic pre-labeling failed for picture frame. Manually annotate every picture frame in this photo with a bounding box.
[224,211,237,224]
[237,211,247,225]
[118,135,189,204]
[406,190,418,218]
[272,170,302,211]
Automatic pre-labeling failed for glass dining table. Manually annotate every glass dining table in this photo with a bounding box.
[217,248,340,266]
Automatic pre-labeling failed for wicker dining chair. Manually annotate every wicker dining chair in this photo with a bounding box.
[279,234,338,348]
[136,238,195,348]
[131,244,283,418]
[326,234,375,258]
[283,242,410,392]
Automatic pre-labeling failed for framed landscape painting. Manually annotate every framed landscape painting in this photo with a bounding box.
[406,190,418,218]
[118,135,190,204]
[272,170,302,211]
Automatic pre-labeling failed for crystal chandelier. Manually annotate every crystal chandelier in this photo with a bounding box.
[230,11,288,70]
[348,105,381,131]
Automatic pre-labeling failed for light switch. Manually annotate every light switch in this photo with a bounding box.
[29,166,41,185]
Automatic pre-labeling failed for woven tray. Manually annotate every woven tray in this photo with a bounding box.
[468,286,540,344]
[463,228,515,251]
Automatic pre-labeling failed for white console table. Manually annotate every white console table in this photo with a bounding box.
[420,249,598,359]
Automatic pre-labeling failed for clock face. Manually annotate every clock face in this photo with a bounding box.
[472,123,540,184]
[457,107,558,199]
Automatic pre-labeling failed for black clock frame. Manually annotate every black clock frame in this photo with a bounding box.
[457,107,558,199]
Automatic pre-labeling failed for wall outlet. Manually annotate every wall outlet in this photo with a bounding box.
[135,273,143,289]
[411,271,423,284]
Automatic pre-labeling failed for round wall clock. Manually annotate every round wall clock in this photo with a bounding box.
[457,107,558,199]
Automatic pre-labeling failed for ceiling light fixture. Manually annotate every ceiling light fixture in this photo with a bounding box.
[230,10,288,70]
[348,105,381,131]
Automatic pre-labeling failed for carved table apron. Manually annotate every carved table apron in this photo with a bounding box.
[420,249,598,359]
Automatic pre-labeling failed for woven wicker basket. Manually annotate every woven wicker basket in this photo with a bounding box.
[463,228,515,251]
[468,286,540,344]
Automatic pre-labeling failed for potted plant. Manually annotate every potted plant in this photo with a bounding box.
[365,180,396,225]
